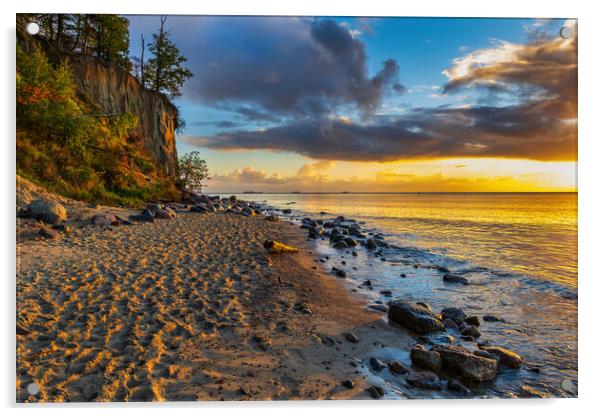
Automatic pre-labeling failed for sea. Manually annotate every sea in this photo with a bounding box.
[221,192,578,398]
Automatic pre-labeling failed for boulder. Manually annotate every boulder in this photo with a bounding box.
[146,203,163,212]
[443,318,459,330]
[229,195,237,203]
[343,237,358,247]
[27,199,67,224]
[406,370,441,390]
[366,238,378,250]
[388,300,445,334]
[366,385,384,399]
[479,346,522,368]
[264,240,298,254]
[447,378,471,396]
[265,215,279,222]
[431,345,498,382]
[332,240,349,249]
[154,209,174,219]
[441,307,466,324]
[459,324,482,338]
[369,357,386,372]
[465,316,480,326]
[92,213,117,226]
[410,345,442,372]
[388,360,409,375]
[190,204,207,213]
[443,273,469,285]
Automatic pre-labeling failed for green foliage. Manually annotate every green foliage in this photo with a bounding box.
[178,151,210,192]
[94,15,131,71]
[16,44,179,207]
[144,16,193,97]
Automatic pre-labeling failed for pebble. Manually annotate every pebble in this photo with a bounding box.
[344,332,360,343]
[366,385,384,399]
[369,357,386,372]
[342,379,355,389]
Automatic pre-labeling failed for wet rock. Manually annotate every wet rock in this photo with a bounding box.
[410,345,442,372]
[366,385,384,399]
[479,346,522,368]
[366,238,378,250]
[344,332,360,343]
[380,290,392,296]
[441,307,466,324]
[369,357,386,372]
[368,304,388,312]
[443,318,459,330]
[436,265,451,273]
[431,345,498,382]
[342,379,355,389]
[229,195,237,203]
[443,273,469,285]
[388,360,409,375]
[265,215,279,222]
[459,324,482,339]
[27,199,67,224]
[465,316,480,326]
[447,378,471,396]
[400,273,407,278]
[39,226,59,239]
[388,300,445,334]
[483,315,505,323]
[331,267,346,278]
[362,280,373,287]
[406,370,441,390]
[332,240,349,249]
[343,237,358,247]
[473,350,497,361]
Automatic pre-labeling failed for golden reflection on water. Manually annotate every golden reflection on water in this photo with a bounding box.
[244,193,578,287]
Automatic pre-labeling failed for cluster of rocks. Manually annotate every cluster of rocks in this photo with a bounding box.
[18,198,70,240]
[299,215,387,252]
[385,299,521,394]
[188,193,263,217]
[129,203,178,223]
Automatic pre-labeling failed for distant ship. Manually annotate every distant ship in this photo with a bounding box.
[243,190,263,194]
[342,191,350,194]
[291,191,301,194]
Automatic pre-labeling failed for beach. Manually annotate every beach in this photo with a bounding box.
[17,179,417,402]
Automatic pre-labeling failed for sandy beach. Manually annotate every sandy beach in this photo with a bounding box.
[16,179,417,402]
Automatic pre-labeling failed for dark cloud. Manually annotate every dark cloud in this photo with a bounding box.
[188,23,577,162]
[179,17,401,119]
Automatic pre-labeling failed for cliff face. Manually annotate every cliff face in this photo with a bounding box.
[18,33,179,177]
[67,55,179,176]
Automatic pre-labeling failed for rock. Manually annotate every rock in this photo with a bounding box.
[242,207,255,216]
[447,378,471,396]
[410,345,442,372]
[129,212,154,222]
[366,385,384,399]
[479,346,522,368]
[380,290,393,296]
[459,324,482,338]
[431,345,498,382]
[153,209,172,219]
[465,316,480,326]
[265,215,279,222]
[440,307,466,324]
[146,203,163,212]
[332,267,346,278]
[483,315,504,322]
[443,273,469,285]
[92,213,117,226]
[368,304,388,312]
[342,379,355,389]
[362,280,373,287]
[344,332,360,343]
[190,204,207,213]
[400,273,407,278]
[264,240,298,254]
[332,240,349,249]
[229,195,237,203]
[388,300,445,334]
[51,224,71,233]
[473,350,497,361]
[436,265,451,273]
[406,370,441,390]
[343,237,358,247]
[443,318,459,330]
[366,238,378,250]
[282,208,292,214]
[39,226,59,239]
[163,206,177,218]
[388,360,408,375]
[27,199,67,224]
[369,357,386,372]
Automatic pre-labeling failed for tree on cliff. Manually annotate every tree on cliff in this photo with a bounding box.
[178,151,210,192]
[144,16,193,97]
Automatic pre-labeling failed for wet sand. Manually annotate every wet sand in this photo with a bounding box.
[16,203,415,402]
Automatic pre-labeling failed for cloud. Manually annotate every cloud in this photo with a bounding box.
[190,22,577,162]
[179,17,401,119]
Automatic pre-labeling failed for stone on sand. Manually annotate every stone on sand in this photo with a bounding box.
[388,300,445,334]
[27,199,67,224]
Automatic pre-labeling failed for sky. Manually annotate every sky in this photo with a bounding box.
[127,16,577,192]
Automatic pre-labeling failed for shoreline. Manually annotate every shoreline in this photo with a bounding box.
[16,183,418,401]
[16,180,574,401]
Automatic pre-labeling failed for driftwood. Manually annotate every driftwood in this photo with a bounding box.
[263,240,298,254]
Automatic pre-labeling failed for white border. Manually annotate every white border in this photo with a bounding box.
[2,1,601,415]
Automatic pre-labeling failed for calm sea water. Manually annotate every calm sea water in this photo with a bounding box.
[224,192,578,398]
